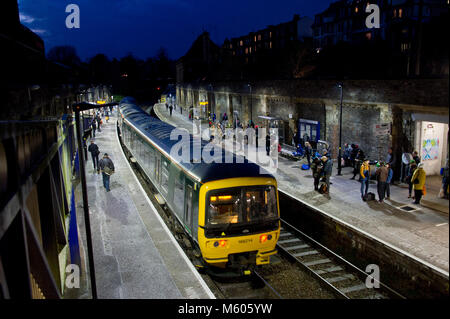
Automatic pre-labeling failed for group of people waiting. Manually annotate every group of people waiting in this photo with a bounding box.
[354,147,427,205]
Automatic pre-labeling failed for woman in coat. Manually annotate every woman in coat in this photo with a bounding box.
[411,163,426,204]
[359,159,371,200]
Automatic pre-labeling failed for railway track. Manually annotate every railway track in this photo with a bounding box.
[277,219,405,299]
[208,271,283,299]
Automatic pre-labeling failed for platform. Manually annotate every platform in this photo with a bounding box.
[154,103,449,275]
[73,109,215,299]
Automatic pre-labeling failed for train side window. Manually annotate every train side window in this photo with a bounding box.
[173,172,185,220]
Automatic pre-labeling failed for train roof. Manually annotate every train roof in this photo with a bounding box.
[119,98,275,184]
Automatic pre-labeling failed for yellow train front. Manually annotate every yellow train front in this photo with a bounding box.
[198,177,280,273]
[118,98,280,276]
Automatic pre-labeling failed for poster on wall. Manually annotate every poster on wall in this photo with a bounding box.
[422,138,440,161]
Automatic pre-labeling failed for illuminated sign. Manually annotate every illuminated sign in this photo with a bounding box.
[97,100,106,105]
[200,101,209,106]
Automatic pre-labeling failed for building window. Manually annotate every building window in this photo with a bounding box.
[355,6,359,13]
[270,31,272,38]
[240,40,243,46]
[258,34,262,41]
[365,32,372,40]
[399,8,403,18]
[269,41,272,49]
[245,47,248,54]
[401,43,410,52]
[254,35,257,42]
[393,9,397,18]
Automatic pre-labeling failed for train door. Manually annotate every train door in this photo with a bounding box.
[184,181,194,235]
[155,156,161,185]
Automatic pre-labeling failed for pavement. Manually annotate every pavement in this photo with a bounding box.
[72,109,215,299]
[154,103,449,274]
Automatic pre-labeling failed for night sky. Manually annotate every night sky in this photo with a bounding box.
[18,0,334,61]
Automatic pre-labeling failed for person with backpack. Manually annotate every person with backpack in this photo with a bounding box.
[99,153,115,192]
[411,163,426,205]
[376,162,389,203]
[360,159,371,200]
[87,140,100,174]
[321,156,333,195]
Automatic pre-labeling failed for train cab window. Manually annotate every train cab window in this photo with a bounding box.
[207,189,241,225]
[244,186,278,222]
[205,186,278,237]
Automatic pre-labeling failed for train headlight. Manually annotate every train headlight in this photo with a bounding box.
[213,240,227,248]
[260,234,268,243]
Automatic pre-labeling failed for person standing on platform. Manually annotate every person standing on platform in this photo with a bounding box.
[386,147,397,181]
[255,125,259,149]
[406,160,417,198]
[266,134,271,156]
[385,163,394,199]
[96,114,102,132]
[311,156,322,191]
[88,140,100,173]
[411,163,426,204]
[99,153,115,192]
[169,104,173,116]
[91,119,97,138]
[321,156,332,195]
[441,160,449,199]
[412,151,421,165]
[304,142,312,167]
[351,149,365,180]
[375,162,389,203]
[360,159,371,200]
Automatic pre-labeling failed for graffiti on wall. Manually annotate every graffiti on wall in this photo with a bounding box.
[422,138,440,161]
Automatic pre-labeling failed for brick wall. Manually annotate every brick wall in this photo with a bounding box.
[177,79,448,161]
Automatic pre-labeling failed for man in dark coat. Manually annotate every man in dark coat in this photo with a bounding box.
[321,156,333,194]
[91,119,97,138]
[87,140,100,173]
[376,162,389,203]
[266,134,271,156]
[310,157,322,191]
[99,153,115,192]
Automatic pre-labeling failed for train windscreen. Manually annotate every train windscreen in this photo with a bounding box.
[205,186,278,237]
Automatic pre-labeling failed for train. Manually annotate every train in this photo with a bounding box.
[117,97,280,275]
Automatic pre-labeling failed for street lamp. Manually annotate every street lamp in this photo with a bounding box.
[208,84,213,118]
[247,83,252,125]
[337,83,343,176]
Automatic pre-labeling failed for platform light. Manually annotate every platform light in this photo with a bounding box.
[211,196,217,202]
[218,195,232,201]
